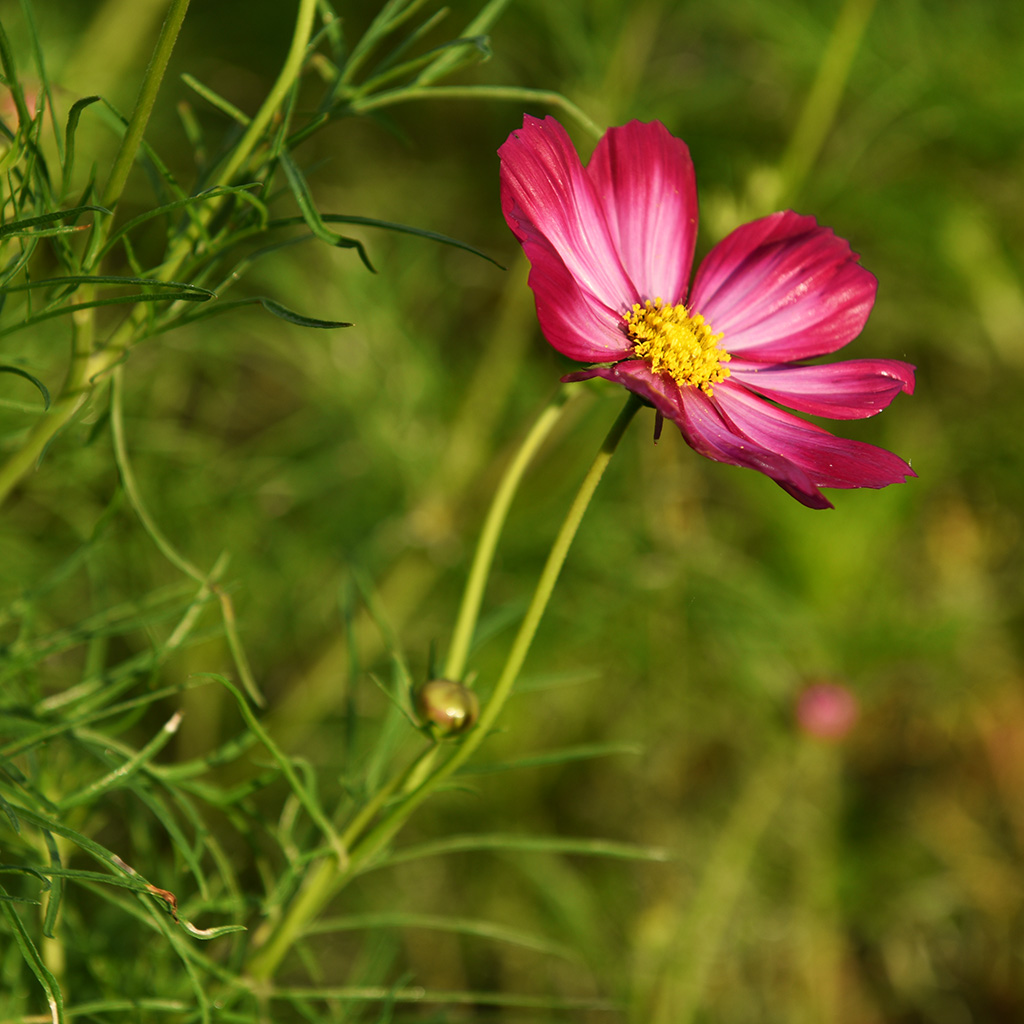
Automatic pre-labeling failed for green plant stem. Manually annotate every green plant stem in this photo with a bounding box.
[775,0,877,206]
[646,747,792,1024]
[414,0,514,86]
[0,304,95,506]
[215,0,318,188]
[443,385,577,682]
[246,392,642,984]
[86,0,192,264]
[110,366,264,704]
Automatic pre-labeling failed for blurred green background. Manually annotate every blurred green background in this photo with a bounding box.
[2,0,1023,1019]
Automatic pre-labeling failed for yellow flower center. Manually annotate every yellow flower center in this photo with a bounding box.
[624,298,731,394]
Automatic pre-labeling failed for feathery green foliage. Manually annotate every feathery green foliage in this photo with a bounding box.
[3,0,1023,1020]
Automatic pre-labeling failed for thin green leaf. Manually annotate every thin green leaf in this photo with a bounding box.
[0,21,34,129]
[259,296,352,328]
[100,184,268,258]
[0,222,91,241]
[170,295,351,331]
[2,274,217,295]
[57,712,182,811]
[19,0,63,162]
[0,290,212,340]
[41,830,63,939]
[64,731,211,896]
[463,740,644,775]
[0,865,48,889]
[266,984,617,1012]
[283,110,330,150]
[416,0,512,85]
[359,35,491,95]
[176,100,206,169]
[61,96,101,199]
[309,911,580,961]
[270,212,503,267]
[0,365,50,409]
[348,83,604,141]
[375,833,673,872]
[1,885,65,1023]
[180,73,252,125]
[4,679,202,761]
[194,673,346,865]
[0,233,39,290]
[7,801,186,913]
[340,0,435,87]
[278,151,375,270]
[361,6,454,82]
[95,98,190,207]
[0,791,20,832]
[0,203,110,239]
[6,1000,191,1016]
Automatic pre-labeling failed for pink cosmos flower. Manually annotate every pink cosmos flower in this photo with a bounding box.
[498,116,915,509]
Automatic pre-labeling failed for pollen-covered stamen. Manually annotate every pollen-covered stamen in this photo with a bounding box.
[624,298,731,394]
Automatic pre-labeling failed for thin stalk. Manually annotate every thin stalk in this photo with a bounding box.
[215,0,318,188]
[443,385,577,682]
[85,0,192,265]
[349,84,604,142]
[775,0,878,206]
[0,305,95,506]
[414,0,514,86]
[246,393,642,983]
[645,748,792,1024]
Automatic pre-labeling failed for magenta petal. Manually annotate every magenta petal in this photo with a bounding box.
[499,116,636,313]
[579,362,831,509]
[523,239,632,361]
[713,382,916,490]
[587,120,697,304]
[689,211,877,362]
[571,359,686,422]
[675,388,832,508]
[729,358,916,419]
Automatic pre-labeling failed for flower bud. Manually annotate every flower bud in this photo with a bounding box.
[414,679,479,736]
[796,682,859,742]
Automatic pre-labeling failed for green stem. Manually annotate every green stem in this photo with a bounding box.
[86,0,191,265]
[443,385,577,682]
[646,748,792,1024]
[775,0,877,206]
[216,0,318,188]
[246,393,642,983]
[0,304,95,506]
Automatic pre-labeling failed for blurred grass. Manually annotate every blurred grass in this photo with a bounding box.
[2,0,1024,1020]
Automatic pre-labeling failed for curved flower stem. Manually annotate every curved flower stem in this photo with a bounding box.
[246,392,643,984]
[443,385,578,683]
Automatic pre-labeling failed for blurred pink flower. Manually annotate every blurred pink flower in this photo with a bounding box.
[796,683,859,741]
[499,116,916,509]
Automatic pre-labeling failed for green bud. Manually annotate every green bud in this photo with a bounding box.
[414,679,479,736]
